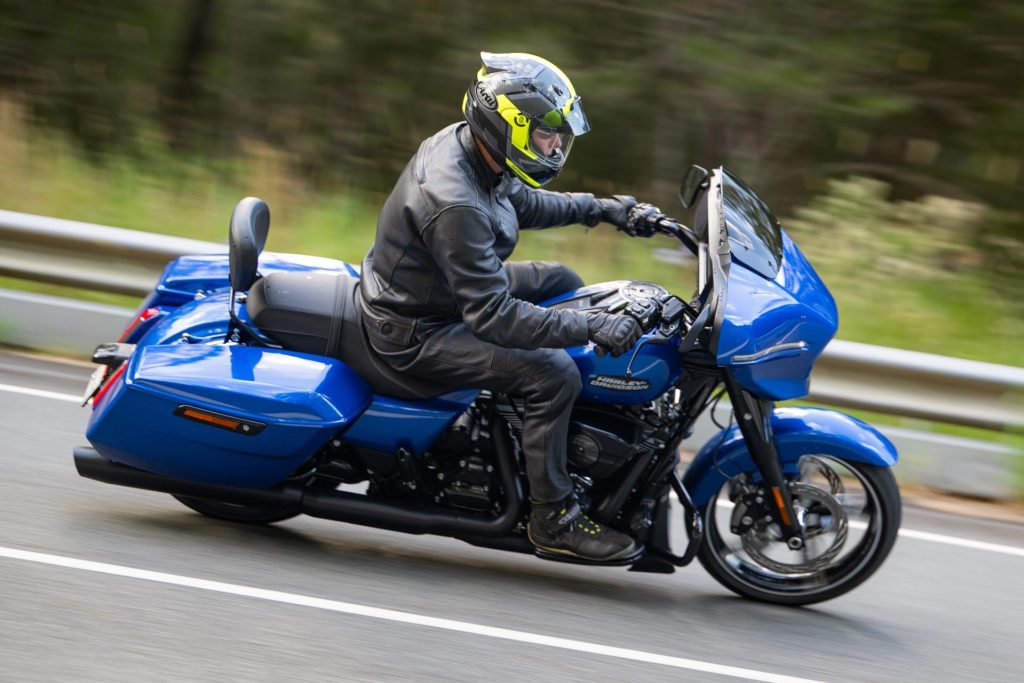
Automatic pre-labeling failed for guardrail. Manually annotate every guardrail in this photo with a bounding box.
[2,208,1022,431]
[0,208,224,296]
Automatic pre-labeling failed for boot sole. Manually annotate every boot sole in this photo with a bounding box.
[528,529,645,566]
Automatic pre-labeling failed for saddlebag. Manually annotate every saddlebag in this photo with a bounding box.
[86,344,371,487]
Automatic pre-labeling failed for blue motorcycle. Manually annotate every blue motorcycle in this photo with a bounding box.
[75,166,900,605]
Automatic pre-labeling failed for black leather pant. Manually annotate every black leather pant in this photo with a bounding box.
[373,261,584,503]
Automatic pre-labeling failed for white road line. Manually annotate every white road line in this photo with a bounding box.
[5,382,1024,559]
[0,545,821,683]
[898,529,1024,557]
[0,382,82,403]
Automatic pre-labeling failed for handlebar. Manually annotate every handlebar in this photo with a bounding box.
[592,291,688,358]
[655,218,700,254]
[591,218,705,358]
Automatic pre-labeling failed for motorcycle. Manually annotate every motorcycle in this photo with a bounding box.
[74,165,900,606]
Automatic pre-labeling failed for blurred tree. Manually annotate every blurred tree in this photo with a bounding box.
[160,0,218,150]
[0,0,1021,219]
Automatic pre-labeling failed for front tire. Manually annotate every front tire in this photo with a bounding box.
[698,455,901,606]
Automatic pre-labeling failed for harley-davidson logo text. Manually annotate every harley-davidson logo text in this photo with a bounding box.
[588,375,651,392]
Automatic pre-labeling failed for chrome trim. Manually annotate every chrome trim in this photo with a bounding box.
[732,341,808,363]
[697,243,708,292]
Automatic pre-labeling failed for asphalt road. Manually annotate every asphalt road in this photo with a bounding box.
[1,350,1022,682]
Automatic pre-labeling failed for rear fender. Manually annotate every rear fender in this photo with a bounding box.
[682,407,898,506]
[138,289,233,346]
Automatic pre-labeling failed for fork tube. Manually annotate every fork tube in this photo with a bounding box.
[722,372,804,548]
[698,243,708,292]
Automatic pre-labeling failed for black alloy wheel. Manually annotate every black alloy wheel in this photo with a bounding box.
[698,455,901,606]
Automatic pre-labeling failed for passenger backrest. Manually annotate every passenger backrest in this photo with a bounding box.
[229,197,270,292]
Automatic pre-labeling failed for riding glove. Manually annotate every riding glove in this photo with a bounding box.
[587,313,642,357]
[597,195,637,231]
[597,195,666,238]
[624,202,667,238]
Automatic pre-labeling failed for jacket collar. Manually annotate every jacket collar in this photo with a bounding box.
[458,123,504,189]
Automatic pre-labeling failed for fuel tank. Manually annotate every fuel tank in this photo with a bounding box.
[542,281,683,404]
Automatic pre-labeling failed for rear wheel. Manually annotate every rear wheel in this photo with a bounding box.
[172,495,301,525]
[698,455,900,606]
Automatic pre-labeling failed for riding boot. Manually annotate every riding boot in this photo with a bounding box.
[528,495,640,562]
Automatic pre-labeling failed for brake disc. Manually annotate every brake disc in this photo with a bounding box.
[800,455,845,497]
[741,481,849,575]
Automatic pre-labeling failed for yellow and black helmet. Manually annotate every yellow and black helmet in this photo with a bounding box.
[462,51,591,188]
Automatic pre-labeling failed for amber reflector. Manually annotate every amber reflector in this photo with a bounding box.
[181,409,241,430]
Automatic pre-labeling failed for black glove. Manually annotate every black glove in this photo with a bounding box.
[624,202,666,238]
[587,313,642,357]
[596,195,637,231]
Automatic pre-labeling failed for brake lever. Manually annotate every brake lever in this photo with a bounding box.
[657,218,700,254]
[624,330,674,378]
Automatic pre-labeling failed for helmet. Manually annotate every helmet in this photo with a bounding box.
[462,52,591,187]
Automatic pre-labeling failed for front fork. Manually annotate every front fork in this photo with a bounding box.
[722,372,805,549]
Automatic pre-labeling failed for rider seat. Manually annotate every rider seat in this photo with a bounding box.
[246,270,454,400]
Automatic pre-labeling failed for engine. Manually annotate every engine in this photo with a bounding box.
[313,401,503,513]
[313,378,676,514]
[567,404,647,479]
[496,396,657,484]
[420,405,500,512]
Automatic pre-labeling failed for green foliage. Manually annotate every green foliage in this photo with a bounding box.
[2,1,1022,212]
[784,176,1023,364]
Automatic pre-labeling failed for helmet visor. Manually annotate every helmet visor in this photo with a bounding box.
[527,96,590,163]
[529,125,574,162]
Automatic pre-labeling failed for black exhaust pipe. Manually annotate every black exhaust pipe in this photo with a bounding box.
[73,447,304,510]
[301,423,523,536]
[73,424,524,539]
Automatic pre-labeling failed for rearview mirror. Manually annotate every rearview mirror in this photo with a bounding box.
[678,165,709,209]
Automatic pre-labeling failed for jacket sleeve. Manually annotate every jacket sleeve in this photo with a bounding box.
[507,181,603,230]
[421,205,591,349]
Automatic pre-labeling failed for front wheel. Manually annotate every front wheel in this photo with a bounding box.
[698,455,900,606]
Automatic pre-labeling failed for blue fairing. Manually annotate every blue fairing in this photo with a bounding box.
[718,230,838,400]
[87,344,372,487]
[682,407,898,506]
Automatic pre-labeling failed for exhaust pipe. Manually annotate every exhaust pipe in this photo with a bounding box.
[73,425,524,539]
[73,447,304,510]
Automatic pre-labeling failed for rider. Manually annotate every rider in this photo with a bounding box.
[359,52,666,562]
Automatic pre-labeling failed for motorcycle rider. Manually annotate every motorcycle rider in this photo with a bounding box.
[359,52,666,562]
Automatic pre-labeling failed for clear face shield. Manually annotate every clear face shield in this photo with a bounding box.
[528,96,590,165]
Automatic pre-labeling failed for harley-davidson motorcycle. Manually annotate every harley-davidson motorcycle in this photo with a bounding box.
[74,165,900,605]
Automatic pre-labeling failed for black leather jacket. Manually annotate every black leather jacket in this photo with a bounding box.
[360,122,603,350]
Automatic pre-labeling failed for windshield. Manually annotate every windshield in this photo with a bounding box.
[721,169,783,279]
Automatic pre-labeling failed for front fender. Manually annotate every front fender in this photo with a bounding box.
[682,407,898,506]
